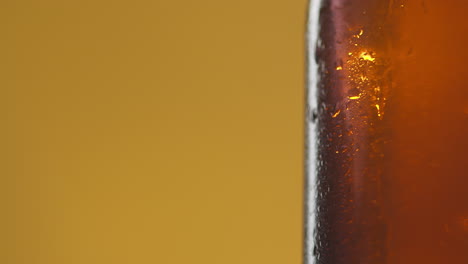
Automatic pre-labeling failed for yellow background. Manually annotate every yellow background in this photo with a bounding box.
[1,0,307,263]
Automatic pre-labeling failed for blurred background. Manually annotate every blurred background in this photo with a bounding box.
[1,0,307,263]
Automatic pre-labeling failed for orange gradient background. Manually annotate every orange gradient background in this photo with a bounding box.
[1,0,307,263]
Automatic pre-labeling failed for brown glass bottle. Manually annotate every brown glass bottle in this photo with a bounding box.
[305,1,468,263]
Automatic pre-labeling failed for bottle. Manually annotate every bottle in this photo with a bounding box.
[305,1,468,263]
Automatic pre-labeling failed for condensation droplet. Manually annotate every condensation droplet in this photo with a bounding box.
[331,109,341,118]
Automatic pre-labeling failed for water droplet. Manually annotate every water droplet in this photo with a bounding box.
[331,109,341,118]
[359,51,375,61]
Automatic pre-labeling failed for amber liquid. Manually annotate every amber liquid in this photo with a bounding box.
[307,0,468,263]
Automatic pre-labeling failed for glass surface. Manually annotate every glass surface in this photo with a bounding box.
[306,1,468,263]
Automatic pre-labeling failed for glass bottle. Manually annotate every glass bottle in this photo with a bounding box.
[305,1,468,263]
